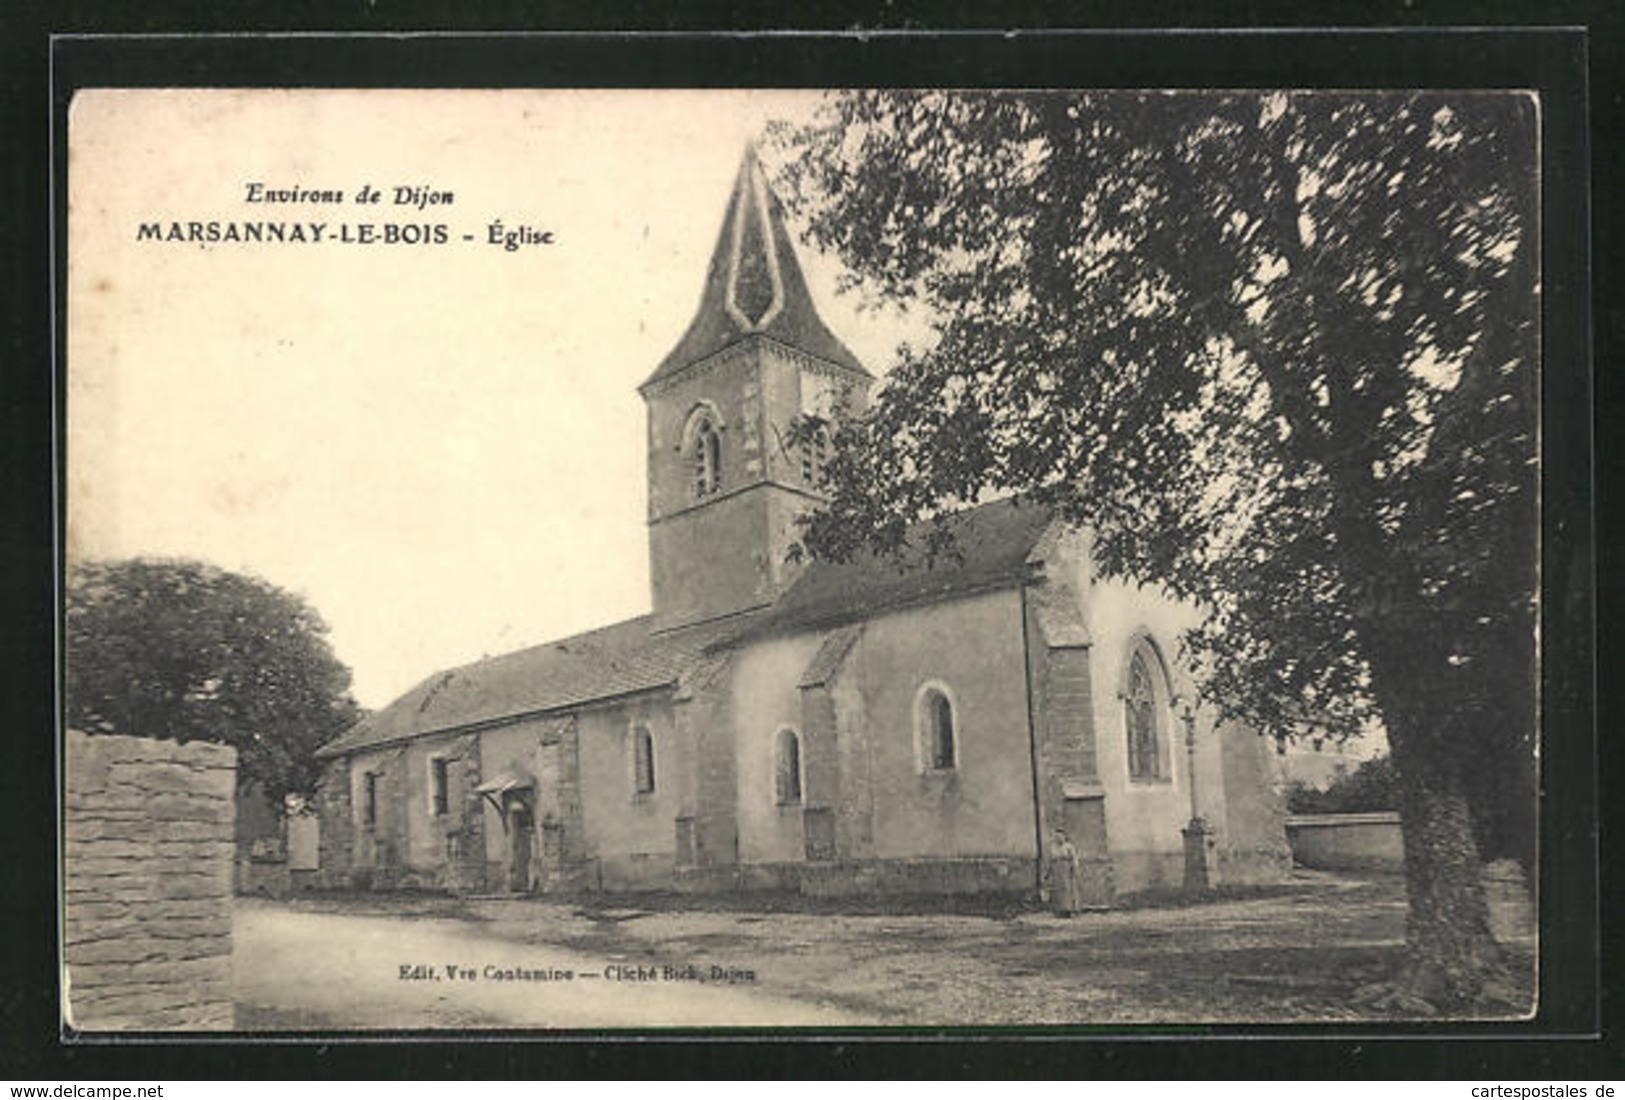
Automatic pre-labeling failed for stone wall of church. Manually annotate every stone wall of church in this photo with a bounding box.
[648,489,778,630]
[644,340,859,633]
[478,721,543,889]
[397,733,479,888]
[536,719,589,888]
[798,857,1035,898]
[330,736,486,893]
[722,588,1045,898]
[1025,633,1116,908]
[647,346,773,631]
[645,347,756,523]
[1079,567,1287,895]
[827,659,876,860]
[477,718,593,894]
[838,589,1039,863]
[729,631,824,865]
[347,745,409,888]
[315,758,353,888]
[578,698,683,889]
[1216,719,1293,884]
[685,666,741,877]
[63,730,235,1031]
[1080,575,1202,890]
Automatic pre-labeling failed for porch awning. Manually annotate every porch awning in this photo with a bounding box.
[474,767,535,795]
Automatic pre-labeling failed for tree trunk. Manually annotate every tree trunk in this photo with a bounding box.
[1333,494,1521,1012]
[1383,709,1505,1010]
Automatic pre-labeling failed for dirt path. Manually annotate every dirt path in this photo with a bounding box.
[234,871,1535,1028]
[233,902,859,1029]
[451,873,1432,1024]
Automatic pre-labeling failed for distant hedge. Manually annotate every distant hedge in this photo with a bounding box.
[1286,755,1398,815]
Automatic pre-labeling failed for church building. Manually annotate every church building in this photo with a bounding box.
[313,148,1290,906]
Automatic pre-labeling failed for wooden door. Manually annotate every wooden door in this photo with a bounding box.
[507,802,533,894]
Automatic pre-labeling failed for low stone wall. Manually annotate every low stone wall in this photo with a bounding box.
[63,731,236,1031]
[551,857,1036,900]
[596,851,679,892]
[1109,850,1186,894]
[1285,811,1404,871]
[235,854,290,898]
[798,856,1034,899]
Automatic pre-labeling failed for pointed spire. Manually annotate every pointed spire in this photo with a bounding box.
[724,143,784,331]
[643,145,870,388]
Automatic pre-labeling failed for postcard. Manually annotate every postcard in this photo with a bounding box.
[61,78,1546,1034]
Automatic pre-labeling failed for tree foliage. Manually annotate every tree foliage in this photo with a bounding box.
[772,91,1537,1009]
[66,558,363,805]
[1286,755,1400,816]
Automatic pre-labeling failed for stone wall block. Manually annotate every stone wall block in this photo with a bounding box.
[72,960,230,1001]
[798,686,839,810]
[684,671,739,869]
[69,838,233,863]
[113,759,237,800]
[61,899,132,924]
[62,806,149,824]
[315,758,355,888]
[67,931,231,967]
[63,730,235,1032]
[137,793,234,823]
[68,818,225,843]
[67,914,233,947]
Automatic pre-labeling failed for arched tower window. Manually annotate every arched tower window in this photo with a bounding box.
[798,423,830,486]
[631,724,656,796]
[774,727,802,805]
[915,683,958,773]
[692,416,721,498]
[1122,640,1173,783]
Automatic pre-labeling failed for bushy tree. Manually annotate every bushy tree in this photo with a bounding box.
[65,558,363,806]
[772,90,1536,1010]
[1287,756,1400,816]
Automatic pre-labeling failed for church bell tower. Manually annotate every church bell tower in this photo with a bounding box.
[640,146,873,633]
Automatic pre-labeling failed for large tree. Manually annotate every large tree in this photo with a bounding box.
[773,91,1537,1011]
[65,558,363,806]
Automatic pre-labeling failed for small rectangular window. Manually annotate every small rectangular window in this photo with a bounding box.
[430,757,449,816]
[363,772,378,828]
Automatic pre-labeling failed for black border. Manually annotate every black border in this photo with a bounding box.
[4,15,1607,1081]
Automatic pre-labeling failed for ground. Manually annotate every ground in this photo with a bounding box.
[232,869,1535,1029]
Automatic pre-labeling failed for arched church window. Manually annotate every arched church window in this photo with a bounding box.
[1124,648,1169,782]
[775,728,802,805]
[428,756,449,817]
[693,417,721,498]
[915,684,957,773]
[632,725,656,796]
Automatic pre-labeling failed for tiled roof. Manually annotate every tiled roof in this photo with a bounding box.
[315,616,742,759]
[758,496,1056,636]
[642,146,870,388]
[316,505,1055,761]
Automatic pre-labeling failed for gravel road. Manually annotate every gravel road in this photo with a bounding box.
[232,870,1534,1029]
[233,902,859,1029]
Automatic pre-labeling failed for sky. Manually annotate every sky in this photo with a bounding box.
[67,88,926,709]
